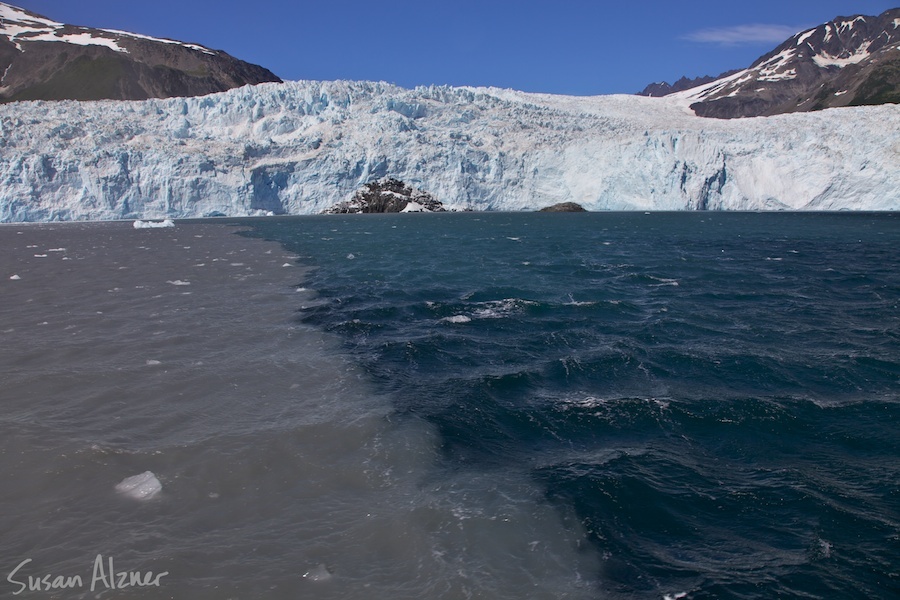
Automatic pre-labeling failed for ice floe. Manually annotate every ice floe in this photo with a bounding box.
[133,219,175,229]
[115,471,162,500]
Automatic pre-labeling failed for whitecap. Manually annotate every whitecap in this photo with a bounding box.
[166,280,191,286]
[442,315,472,324]
[648,275,679,287]
[9,274,20,280]
[472,298,537,319]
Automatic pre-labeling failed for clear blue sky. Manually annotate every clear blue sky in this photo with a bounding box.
[11,1,900,95]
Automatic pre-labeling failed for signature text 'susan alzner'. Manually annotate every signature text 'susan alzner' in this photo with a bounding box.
[6,555,169,594]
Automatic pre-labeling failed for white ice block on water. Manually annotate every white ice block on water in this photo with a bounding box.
[303,563,333,582]
[133,219,175,229]
[115,471,162,500]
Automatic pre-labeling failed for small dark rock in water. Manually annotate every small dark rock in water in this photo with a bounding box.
[538,202,587,212]
[323,178,445,213]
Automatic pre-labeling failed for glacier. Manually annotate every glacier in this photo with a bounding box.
[0,79,897,221]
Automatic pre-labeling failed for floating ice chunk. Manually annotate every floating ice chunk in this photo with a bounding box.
[9,274,20,280]
[303,563,333,582]
[133,219,175,229]
[115,471,162,500]
[819,539,833,558]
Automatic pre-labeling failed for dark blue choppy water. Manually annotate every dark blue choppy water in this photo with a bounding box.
[246,212,900,599]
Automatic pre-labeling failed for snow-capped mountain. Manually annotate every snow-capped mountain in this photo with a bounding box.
[639,73,737,98]
[674,8,900,118]
[0,2,280,101]
[1,80,897,221]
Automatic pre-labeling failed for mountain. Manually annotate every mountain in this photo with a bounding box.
[638,72,738,97]
[669,8,900,118]
[0,2,280,102]
[0,80,896,221]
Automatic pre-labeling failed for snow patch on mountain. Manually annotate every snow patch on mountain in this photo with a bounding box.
[812,45,873,68]
[0,2,215,55]
[0,79,897,221]
[98,29,215,55]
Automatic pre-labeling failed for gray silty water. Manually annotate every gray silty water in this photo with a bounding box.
[0,220,596,599]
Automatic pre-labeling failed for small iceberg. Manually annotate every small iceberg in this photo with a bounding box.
[115,471,162,500]
[133,219,175,229]
[303,563,333,582]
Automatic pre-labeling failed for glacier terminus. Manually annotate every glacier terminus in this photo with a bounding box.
[1,80,897,221]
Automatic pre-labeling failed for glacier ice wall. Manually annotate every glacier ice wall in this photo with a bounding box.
[0,80,897,221]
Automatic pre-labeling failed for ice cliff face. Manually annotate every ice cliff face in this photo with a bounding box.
[0,79,897,221]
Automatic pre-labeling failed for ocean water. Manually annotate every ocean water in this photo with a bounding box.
[1,213,898,599]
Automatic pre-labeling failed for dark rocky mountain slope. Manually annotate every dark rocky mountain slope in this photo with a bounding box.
[642,8,900,118]
[0,2,280,102]
[638,72,738,97]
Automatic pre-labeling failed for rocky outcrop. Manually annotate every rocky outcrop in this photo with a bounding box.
[538,202,587,212]
[0,2,281,102]
[322,178,445,214]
